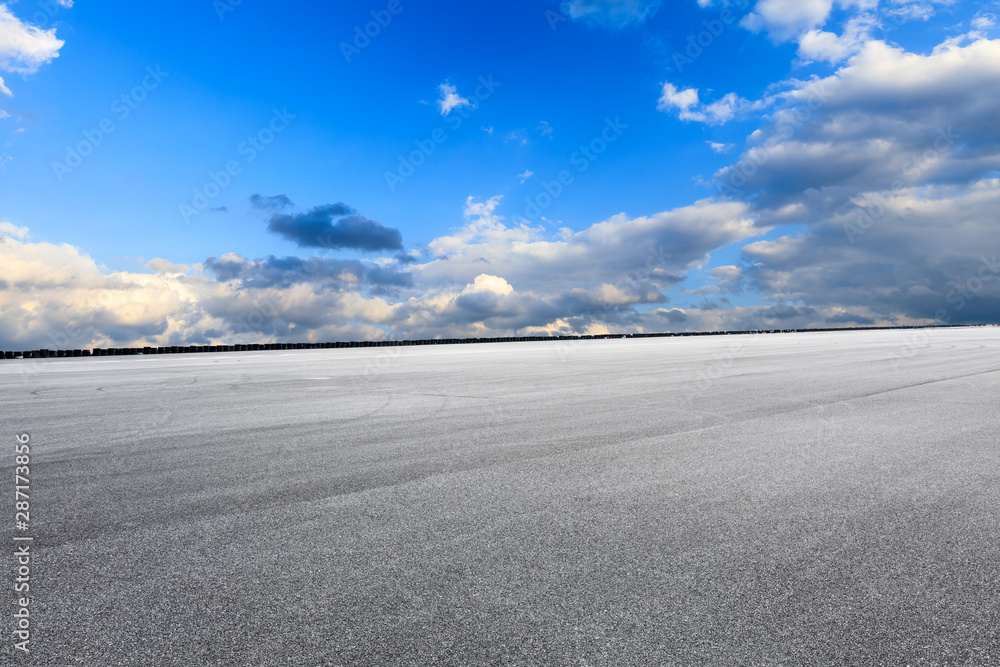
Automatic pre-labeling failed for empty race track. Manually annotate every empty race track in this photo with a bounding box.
[2,327,999,666]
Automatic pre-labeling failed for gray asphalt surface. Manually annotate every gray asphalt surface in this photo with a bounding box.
[2,327,999,666]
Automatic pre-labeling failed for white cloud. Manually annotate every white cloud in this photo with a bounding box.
[147,258,192,274]
[8,33,1000,343]
[517,169,535,183]
[418,195,758,300]
[714,37,1000,210]
[461,274,514,296]
[741,0,834,42]
[436,81,470,116]
[0,227,412,348]
[971,14,996,32]
[884,0,955,23]
[707,141,735,153]
[657,82,699,113]
[0,188,763,346]
[658,83,758,125]
[704,35,1000,326]
[798,13,877,64]
[0,220,28,239]
[0,4,64,79]
[697,92,751,124]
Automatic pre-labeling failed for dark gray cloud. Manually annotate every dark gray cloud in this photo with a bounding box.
[266,203,403,252]
[826,312,875,325]
[204,254,412,291]
[250,194,294,211]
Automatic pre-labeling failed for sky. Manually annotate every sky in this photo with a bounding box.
[0,0,998,348]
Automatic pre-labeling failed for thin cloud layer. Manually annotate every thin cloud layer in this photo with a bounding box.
[562,0,662,27]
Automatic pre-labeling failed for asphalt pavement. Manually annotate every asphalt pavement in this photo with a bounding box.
[1,327,998,666]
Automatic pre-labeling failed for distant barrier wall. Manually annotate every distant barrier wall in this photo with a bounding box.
[0,325,986,361]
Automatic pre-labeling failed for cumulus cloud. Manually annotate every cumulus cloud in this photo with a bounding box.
[0,225,415,349]
[797,13,878,64]
[0,228,198,349]
[0,188,767,347]
[265,201,404,252]
[708,37,1000,326]
[716,38,1000,209]
[658,83,759,124]
[737,0,955,60]
[7,34,1000,347]
[741,0,834,42]
[418,194,758,301]
[735,181,1000,325]
[0,4,64,96]
[657,83,699,113]
[147,258,191,274]
[203,253,412,291]
[0,220,28,239]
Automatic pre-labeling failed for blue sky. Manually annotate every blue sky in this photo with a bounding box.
[1,0,998,347]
